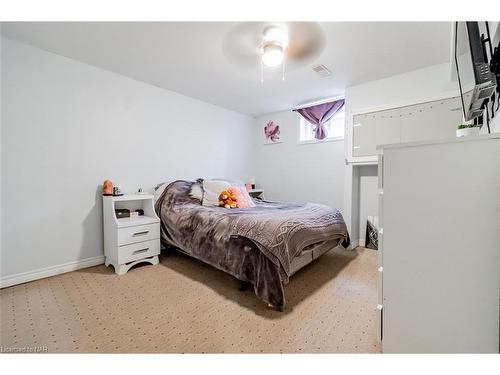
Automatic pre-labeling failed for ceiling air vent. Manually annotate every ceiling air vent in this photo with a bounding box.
[312,64,332,77]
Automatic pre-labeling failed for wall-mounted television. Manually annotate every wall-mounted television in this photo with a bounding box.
[454,22,497,122]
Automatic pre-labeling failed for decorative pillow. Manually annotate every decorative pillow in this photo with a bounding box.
[153,182,168,202]
[202,180,231,207]
[229,186,256,208]
[189,182,204,202]
[154,182,167,191]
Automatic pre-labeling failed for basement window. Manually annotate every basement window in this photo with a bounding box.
[298,106,345,143]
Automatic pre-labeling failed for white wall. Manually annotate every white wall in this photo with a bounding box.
[1,37,254,281]
[491,21,500,45]
[345,62,459,114]
[344,62,460,243]
[253,110,345,213]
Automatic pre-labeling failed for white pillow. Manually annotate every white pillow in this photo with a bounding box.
[189,183,204,201]
[202,180,231,207]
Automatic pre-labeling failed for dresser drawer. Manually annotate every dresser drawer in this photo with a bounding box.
[118,239,160,264]
[118,223,159,245]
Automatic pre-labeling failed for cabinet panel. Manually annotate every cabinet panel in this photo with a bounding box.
[351,96,463,159]
[352,108,401,157]
[400,96,462,142]
[381,139,500,353]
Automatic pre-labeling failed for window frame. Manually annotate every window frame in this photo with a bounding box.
[296,106,346,145]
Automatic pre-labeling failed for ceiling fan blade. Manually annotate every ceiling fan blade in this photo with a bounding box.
[222,22,266,69]
[286,22,326,62]
[222,22,325,71]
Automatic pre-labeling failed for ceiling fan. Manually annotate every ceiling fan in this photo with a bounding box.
[222,22,326,82]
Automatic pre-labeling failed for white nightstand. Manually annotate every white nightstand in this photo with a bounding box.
[103,194,160,275]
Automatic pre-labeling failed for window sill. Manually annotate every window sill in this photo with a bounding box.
[297,137,344,145]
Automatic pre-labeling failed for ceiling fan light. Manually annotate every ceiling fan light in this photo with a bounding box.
[262,44,284,67]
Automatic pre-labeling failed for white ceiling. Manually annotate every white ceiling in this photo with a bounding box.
[2,22,452,116]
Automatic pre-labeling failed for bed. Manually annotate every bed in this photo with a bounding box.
[154,180,350,311]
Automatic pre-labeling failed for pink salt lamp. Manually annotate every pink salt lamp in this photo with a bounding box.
[102,180,113,196]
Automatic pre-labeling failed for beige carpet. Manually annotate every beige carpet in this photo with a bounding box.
[0,246,380,353]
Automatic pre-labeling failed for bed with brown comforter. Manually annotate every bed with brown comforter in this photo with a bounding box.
[155,180,350,310]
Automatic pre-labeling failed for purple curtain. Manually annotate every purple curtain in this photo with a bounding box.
[295,99,345,140]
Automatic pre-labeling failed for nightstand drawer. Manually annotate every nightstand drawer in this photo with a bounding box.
[118,224,159,245]
[118,239,160,264]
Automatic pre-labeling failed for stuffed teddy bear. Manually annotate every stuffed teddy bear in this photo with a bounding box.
[218,189,238,209]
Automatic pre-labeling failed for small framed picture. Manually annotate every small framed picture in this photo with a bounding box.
[263,120,282,145]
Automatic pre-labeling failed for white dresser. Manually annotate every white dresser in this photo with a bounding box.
[377,134,500,353]
[103,194,160,275]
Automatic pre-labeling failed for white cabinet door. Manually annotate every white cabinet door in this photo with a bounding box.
[400,96,462,143]
[352,108,401,157]
[351,96,463,160]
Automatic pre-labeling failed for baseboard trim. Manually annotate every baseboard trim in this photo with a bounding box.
[349,239,360,250]
[348,239,366,250]
[0,255,105,289]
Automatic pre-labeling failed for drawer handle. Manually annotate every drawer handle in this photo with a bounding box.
[132,248,149,255]
[132,231,149,237]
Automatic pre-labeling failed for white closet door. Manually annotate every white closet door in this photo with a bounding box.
[353,108,401,157]
[400,97,463,143]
